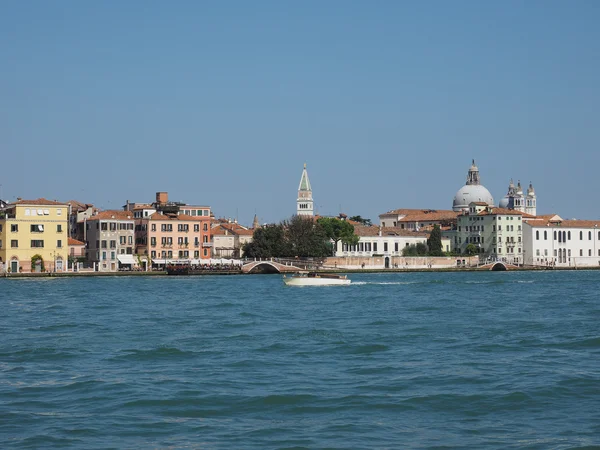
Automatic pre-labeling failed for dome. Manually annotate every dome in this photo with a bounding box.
[499,196,510,208]
[452,185,495,211]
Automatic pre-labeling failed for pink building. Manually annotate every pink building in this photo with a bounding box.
[136,213,212,266]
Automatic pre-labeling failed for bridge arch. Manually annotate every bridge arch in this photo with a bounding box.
[245,262,282,274]
[490,262,507,271]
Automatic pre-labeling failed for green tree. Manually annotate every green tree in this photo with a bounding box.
[317,217,359,255]
[465,243,478,256]
[285,216,331,257]
[243,224,289,258]
[427,224,444,256]
[348,215,372,226]
[402,243,429,256]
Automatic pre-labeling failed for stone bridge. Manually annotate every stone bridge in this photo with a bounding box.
[241,260,303,274]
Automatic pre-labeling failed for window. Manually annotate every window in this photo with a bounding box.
[151,237,157,246]
[203,235,208,243]
[580,231,583,240]
[31,240,44,248]
[498,225,502,231]
[57,224,62,232]
[589,249,592,256]
[194,251,199,258]
[11,224,18,232]
[554,231,557,240]
[580,249,583,256]
[101,223,108,231]
[128,236,133,245]
[110,240,116,249]
[120,236,126,245]
[57,240,62,248]
[203,223,208,231]
[152,224,156,232]
[194,224,199,232]
[11,240,18,248]
[384,242,388,252]
[204,249,208,256]
[544,231,547,240]
[394,242,399,252]
[30,224,44,233]
[536,231,539,240]
[373,243,377,252]
[167,251,173,258]
[536,249,540,256]
[589,231,592,240]
[102,251,107,260]
[151,251,156,258]
[101,240,107,248]
[111,252,116,260]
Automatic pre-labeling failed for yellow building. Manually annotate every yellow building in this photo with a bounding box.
[0,198,69,273]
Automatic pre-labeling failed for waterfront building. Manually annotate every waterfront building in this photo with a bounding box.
[211,221,254,258]
[125,193,210,219]
[297,164,314,217]
[452,202,530,264]
[68,238,86,258]
[334,225,429,260]
[499,180,537,216]
[379,209,458,230]
[85,210,136,271]
[135,212,212,267]
[0,198,69,273]
[522,215,600,267]
[66,200,97,242]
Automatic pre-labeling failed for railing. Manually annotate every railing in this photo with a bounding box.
[202,242,213,248]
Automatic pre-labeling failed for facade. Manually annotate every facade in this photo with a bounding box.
[523,216,600,267]
[211,221,254,258]
[452,202,529,264]
[85,210,136,271]
[68,238,86,258]
[297,164,314,216]
[499,180,537,216]
[452,160,495,212]
[135,213,212,266]
[379,209,458,230]
[66,200,96,242]
[0,198,69,273]
[334,226,429,261]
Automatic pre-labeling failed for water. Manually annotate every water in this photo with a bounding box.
[1,271,599,449]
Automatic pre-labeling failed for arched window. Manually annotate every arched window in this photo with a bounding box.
[580,231,583,240]
[564,231,568,242]
[544,231,547,240]
[589,231,592,240]
[203,223,208,231]
[558,232,562,243]
[203,235,208,243]
[536,231,539,240]
[554,231,557,240]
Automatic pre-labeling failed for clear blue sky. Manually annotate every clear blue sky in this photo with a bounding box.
[2,1,599,224]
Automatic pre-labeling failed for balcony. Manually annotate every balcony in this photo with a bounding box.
[202,242,213,248]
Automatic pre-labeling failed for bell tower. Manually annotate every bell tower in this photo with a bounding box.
[297,163,314,216]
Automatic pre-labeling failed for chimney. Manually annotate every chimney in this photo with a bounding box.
[156,192,168,205]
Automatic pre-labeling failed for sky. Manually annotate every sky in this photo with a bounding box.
[1,1,599,225]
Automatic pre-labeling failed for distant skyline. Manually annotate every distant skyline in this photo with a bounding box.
[2,1,599,224]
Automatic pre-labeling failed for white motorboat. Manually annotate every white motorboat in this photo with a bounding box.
[283,272,351,286]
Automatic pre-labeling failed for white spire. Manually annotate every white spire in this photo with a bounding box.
[297,163,314,216]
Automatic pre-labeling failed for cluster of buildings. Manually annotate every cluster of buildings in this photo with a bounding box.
[0,191,256,273]
[1,159,598,273]
[299,160,600,268]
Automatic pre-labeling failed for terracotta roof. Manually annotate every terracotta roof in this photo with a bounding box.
[68,238,85,246]
[12,198,66,206]
[381,208,457,217]
[471,207,533,217]
[354,226,429,238]
[212,223,254,236]
[132,204,153,211]
[87,210,135,221]
[66,200,90,210]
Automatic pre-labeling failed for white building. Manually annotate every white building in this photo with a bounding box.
[523,216,600,267]
[499,179,537,216]
[335,226,429,257]
[297,163,314,216]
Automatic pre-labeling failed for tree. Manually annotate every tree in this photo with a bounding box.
[465,243,478,256]
[427,224,444,256]
[402,242,429,256]
[348,215,372,226]
[317,217,359,255]
[285,216,331,257]
[243,224,289,258]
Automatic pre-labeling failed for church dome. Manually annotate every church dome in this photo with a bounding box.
[452,160,494,211]
[499,196,510,208]
[453,185,495,211]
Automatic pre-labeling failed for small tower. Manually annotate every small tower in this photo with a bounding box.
[466,159,481,185]
[297,163,314,216]
[525,182,537,216]
[252,214,260,229]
